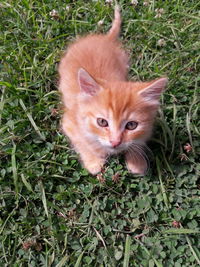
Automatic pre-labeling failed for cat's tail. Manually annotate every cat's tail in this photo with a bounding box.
[107,5,121,40]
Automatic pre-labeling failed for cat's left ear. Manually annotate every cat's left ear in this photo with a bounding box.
[78,68,101,96]
[139,78,168,105]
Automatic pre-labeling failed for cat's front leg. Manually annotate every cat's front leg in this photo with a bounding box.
[125,152,148,175]
[80,151,106,175]
[62,114,105,174]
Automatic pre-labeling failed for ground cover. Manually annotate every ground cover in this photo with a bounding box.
[0,0,200,266]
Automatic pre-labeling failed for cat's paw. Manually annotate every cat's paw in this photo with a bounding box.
[86,163,102,175]
[125,154,148,175]
[83,158,105,175]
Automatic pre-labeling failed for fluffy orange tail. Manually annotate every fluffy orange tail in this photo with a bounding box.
[107,5,121,40]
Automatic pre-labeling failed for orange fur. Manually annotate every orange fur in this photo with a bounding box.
[58,6,167,175]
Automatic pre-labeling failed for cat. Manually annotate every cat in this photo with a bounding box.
[58,6,167,175]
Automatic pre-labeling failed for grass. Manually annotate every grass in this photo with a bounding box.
[0,0,200,266]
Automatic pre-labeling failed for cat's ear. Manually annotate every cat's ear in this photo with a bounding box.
[78,68,101,96]
[139,78,168,105]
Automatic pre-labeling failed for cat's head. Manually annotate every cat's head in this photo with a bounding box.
[77,68,167,153]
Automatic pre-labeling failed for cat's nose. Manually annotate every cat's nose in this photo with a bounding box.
[110,140,121,148]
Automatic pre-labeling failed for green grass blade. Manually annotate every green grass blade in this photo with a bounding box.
[21,174,33,192]
[11,143,18,194]
[123,235,131,267]
[186,112,194,154]
[169,101,178,159]
[156,157,169,209]
[55,254,68,267]
[186,235,200,265]
[19,99,45,141]
[0,87,6,125]
[74,251,85,267]
[0,208,16,235]
[163,229,199,234]
[39,181,49,218]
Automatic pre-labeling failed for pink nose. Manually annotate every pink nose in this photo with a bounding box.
[110,140,121,148]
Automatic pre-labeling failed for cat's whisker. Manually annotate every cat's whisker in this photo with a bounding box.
[127,146,149,172]
[127,143,150,171]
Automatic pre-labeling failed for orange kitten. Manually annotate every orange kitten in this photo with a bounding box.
[58,6,167,175]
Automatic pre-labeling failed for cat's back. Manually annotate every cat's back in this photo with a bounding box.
[59,33,128,85]
[58,7,128,108]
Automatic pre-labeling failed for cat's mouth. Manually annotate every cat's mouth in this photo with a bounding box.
[98,138,137,154]
[109,146,126,154]
[101,142,128,154]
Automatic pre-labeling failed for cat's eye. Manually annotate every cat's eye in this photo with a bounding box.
[97,118,108,127]
[125,121,138,130]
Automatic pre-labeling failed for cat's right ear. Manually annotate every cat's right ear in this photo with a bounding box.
[78,68,101,96]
